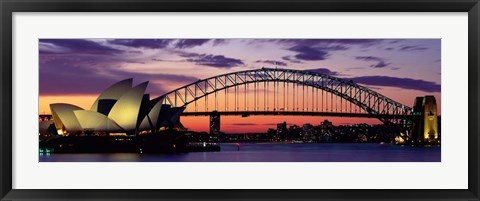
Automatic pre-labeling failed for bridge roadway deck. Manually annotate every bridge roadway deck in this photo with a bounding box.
[181,111,412,119]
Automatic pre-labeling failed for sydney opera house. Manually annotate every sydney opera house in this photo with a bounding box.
[42,78,185,136]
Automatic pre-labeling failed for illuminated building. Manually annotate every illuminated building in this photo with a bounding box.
[277,121,287,136]
[302,123,315,141]
[48,78,185,136]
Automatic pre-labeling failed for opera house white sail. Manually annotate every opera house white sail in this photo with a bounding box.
[90,78,133,112]
[47,78,185,136]
[74,110,123,132]
[50,103,83,135]
[107,81,148,131]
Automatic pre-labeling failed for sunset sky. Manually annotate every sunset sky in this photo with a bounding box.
[39,39,441,133]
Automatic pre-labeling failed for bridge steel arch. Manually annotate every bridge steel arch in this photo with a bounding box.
[160,68,413,125]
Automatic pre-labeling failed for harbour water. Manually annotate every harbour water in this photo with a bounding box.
[39,143,440,162]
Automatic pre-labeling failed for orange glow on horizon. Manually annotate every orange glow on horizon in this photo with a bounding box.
[39,95,98,114]
[181,116,382,133]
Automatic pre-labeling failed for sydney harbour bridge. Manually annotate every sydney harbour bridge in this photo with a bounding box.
[38,68,439,144]
[160,68,439,144]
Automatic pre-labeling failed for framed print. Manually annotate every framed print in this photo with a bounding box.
[1,0,479,201]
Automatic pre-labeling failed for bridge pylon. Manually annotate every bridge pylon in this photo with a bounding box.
[408,96,440,145]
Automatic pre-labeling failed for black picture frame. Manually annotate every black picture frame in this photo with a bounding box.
[1,0,479,200]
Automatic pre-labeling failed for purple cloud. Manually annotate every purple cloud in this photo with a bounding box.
[287,46,329,61]
[112,70,198,95]
[128,50,143,54]
[108,39,173,49]
[212,39,228,46]
[350,76,440,92]
[255,60,287,66]
[179,52,245,68]
[399,46,428,51]
[355,56,390,68]
[273,39,386,62]
[389,40,403,44]
[39,53,198,96]
[282,56,303,64]
[40,56,120,95]
[274,39,381,47]
[39,39,123,55]
[305,68,340,76]
[174,39,211,49]
[287,45,349,61]
[177,52,201,57]
[109,39,226,49]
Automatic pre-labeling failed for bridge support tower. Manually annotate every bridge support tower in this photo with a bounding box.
[411,96,440,145]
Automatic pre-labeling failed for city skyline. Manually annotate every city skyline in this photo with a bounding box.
[39,39,441,133]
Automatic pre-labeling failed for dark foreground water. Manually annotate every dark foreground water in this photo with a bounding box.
[39,143,440,162]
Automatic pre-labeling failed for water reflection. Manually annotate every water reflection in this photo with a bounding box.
[40,143,440,162]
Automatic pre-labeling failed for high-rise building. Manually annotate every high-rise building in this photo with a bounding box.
[210,111,220,135]
[277,121,287,137]
[302,123,315,141]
